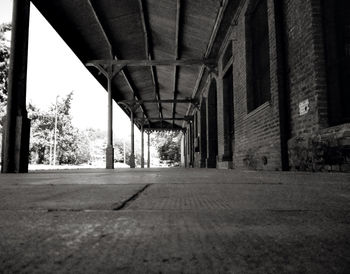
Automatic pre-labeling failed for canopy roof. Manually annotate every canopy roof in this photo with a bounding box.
[31,0,240,130]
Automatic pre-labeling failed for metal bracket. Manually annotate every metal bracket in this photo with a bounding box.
[206,64,218,79]
[134,117,150,126]
[117,101,141,114]
[86,62,125,80]
[192,100,200,110]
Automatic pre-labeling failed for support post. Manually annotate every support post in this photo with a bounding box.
[147,131,150,168]
[106,69,114,169]
[53,96,58,166]
[141,123,144,168]
[130,110,135,168]
[86,63,125,170]
[183,131,187,168]
[123,139,126,164]
[189,121,194,167]
[1,0,31,173]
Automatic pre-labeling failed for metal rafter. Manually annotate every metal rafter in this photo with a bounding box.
[86,0,148,119]
[138,0,163,121]
[172,0,182,127]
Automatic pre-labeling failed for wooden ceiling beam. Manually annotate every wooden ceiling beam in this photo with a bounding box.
[85,0,148,119]
[172,0,182,128]
[118,99,195,104]
[86,0,113,58]
[144,128,183,132]
[86,59,213,67]
[143,117,193,121]
[138,0,163,121]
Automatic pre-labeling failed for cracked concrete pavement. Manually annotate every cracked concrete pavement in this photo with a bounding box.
[0,168,349,273]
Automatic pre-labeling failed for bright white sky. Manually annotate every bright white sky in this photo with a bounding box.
[0,0,138,141]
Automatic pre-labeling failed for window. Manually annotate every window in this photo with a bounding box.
[246,0,271,112]
[323,0,350,124]
[222,66,234,159]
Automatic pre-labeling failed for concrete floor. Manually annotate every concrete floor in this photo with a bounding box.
[0,169,349,273]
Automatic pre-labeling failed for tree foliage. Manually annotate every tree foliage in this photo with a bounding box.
[0,23,11,99]
[29,92,90,165]
[0,23,11,134]
[151,131,181,163]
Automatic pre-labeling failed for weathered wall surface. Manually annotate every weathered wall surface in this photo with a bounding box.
[231,0,282,170]
[284,0,350,171]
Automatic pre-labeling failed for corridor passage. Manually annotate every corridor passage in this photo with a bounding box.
[0,169,349,273]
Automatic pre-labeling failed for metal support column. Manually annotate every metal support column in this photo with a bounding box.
[1,0,31,173]
[117,102,141,169]
[86,63,125,170]
[141,123,144,168]
[190,121,194,167]
[130,110,135,168]
[147,131,150,168]
[183,131,187,168]
[106,69,114,169]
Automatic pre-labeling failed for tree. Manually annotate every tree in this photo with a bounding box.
[82,128,106,164]
[28,103,53,164]
[29,92,91,165]
[0,24,92,167]
[0,23,11,160]
[151,131,182,164]
[0,23,11,136]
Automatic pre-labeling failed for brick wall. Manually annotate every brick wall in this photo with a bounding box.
[187,0,350,172]
[284,0,328,138]
[283,0,350,172]
[224,0,283,170]
[215,0,339,171]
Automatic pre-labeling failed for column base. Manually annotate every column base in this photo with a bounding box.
[106,146,114,169]
[221,153,233,162]
[200,158,206,168]
[1,115,30,173]
[206,157,217,168]
[217,161,233,169]
[217,154,233,169]
[129,154,135,168]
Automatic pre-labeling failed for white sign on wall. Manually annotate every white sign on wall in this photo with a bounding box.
[299,99,310,116]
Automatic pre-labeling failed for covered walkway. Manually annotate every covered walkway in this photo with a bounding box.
[0,169,349,273]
